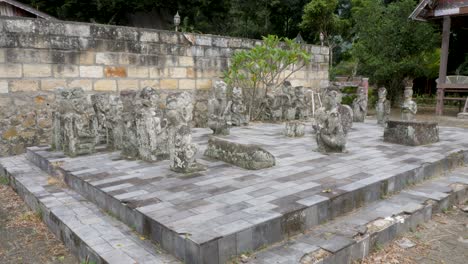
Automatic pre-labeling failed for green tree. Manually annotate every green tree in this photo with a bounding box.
[351,0,440,102]
[224,35,310,119]
[300,0,350,66]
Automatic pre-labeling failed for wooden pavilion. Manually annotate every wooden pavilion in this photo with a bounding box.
[410,0,468,115]
[0,0,56,20]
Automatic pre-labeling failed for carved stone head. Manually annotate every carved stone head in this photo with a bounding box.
[404,87,413,100]
[294,86,305,98]
[281,81,292,94]
[67,87,90,115]
[139,86,158,108]
[378,87,387,99]
[328,108,341,132]
[324,89,340,110]
[91,93,110,113]
[232,87,243,100]
[214,81,228,99]
[166,92,193,126]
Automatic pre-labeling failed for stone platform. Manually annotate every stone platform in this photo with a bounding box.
[24,122,468,263]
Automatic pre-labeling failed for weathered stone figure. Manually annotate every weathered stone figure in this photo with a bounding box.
[401,86,417,121]
[107,95,124,150]
[293,86,309,120]
[120,91,139,158]
[230,87,249,126]
[166,92,205,173]
[315,90,347,153]
[135,87,168,162]
[55,87,97,156]
[266,92,283,122]
[334,89,353,134]
[208,81,232,135]
[352,87,367,122]
[280,81,297,121]
[51,88,67,151]
[376,87,391,125]
[91,93,110,145]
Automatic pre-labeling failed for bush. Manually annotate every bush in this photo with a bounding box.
[224,35,311,120]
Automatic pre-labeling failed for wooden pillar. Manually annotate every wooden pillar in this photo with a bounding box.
[436,16,451,116]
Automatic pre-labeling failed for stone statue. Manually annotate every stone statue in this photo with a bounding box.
[91,93,110,145]
[230,87,249,126]
[120,91,139,159]
[281,81,297,121]
[166,92,205,173]
[293,86,309,120]
[134,87,168,162]
[401,85,417,121]
[266,92,283,122]
[55,87,97,157]
[352,87,367,122]
[376,87,391,125]
[336,90,353,135]
[107,95,124,150]
[52,87,67,151]
[314,90,347,153]
[208,81,232,135]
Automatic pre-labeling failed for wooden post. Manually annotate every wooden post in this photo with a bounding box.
[436,16,451,115]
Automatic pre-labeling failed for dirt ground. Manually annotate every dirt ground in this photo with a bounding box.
[358,206,468,264]
[0,179,78,264]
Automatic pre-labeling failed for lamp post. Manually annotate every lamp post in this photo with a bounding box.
[320,32,324,46]
[174,11,180,32]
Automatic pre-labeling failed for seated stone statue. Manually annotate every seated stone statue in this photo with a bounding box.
[107,95,124,150]
[55,87,97,157]
[267,91,283,122]
[315,90,347,153]
[280,81,297,121]
[352,87,367,122]
[401,86,417,121]
[376,87,391,125]
[293,86,309,120]
[120,91,139,158]
[166,92,206,173]
[230,87,249,126]
[91,93,110,145]
[208,81,232,135]
[52,88,66,151]
[135,87,168,162]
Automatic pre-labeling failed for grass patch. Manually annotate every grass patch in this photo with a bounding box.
[0,176,9,185]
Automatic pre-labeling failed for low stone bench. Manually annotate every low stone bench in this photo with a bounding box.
[204,137,275,170]
[384,120,439,146]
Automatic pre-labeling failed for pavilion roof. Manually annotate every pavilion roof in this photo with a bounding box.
[410,0,468,21]
[0,0,57,20]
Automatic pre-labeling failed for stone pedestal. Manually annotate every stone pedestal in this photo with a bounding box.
[384,120,439,146]
[457,112,468,119]
[285,121,305,137]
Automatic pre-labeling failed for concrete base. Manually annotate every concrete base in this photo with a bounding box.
[384,120,439,146]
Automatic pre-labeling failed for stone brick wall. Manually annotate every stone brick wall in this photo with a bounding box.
[0,17,329,157]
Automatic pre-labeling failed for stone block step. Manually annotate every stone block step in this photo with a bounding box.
[0,155,179,264]
[245,168,468,263]
[24,143,468,264]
